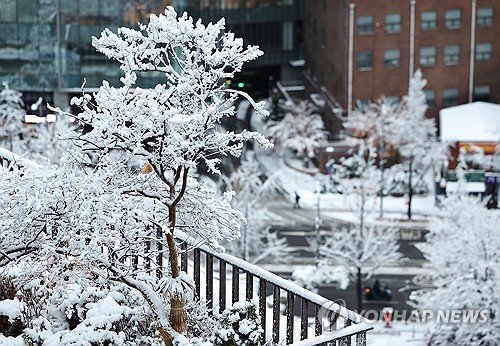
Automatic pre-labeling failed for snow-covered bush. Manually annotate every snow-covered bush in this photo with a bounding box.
[211,301,262,346]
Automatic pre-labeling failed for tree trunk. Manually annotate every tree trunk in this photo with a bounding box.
[166,232,188,338]
[407,155,413,219]
[356,267,363,313]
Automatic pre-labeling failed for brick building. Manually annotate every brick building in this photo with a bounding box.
[304,0,500,136]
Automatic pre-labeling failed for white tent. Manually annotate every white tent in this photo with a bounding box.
[440,101,500,142]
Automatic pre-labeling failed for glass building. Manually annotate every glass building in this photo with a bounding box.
[0,0,303,111]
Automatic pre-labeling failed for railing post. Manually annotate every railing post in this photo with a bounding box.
[219,260,226,314]
[286,291,294,344]
[272,285,280,344]
[156,226,163,279]
[356,331,367,346]
[259,279,267,344]
[315,304,322,337]
[246,272,253,302]
[300,298,308,340]
[194,248,201,297]
[232,266,239,304]
[180,242,188,273]
[206,253,213,315]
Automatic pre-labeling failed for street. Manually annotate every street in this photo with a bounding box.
[257,192,432,314]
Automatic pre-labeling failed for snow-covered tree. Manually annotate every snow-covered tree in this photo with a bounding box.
[225,152,287,263]
[388,70,446,218]
[344,97,400,217]
[0,7,270,343]
[295,147,403,312]
[413,195,500,345]
[266,100,327,159]
[0,83,26,154]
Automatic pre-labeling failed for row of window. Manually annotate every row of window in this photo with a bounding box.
[357,7,494,34]
[357,43,493,69]
[356,85,491,110]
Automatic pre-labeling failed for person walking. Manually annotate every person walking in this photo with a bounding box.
[293,191,301,209]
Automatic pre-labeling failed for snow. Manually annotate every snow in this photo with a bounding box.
[440,101,500,142]
[0,299,23,321]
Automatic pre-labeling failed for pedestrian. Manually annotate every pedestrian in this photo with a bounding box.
[440,177,447,197]
[434,174,442,206]
[293,191,300,209]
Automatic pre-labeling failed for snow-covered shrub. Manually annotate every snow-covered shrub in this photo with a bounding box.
[211,301,262,346]
[184,294,215,340]
[6,278,162,345]
[336,155,365,179]
[385,166,429,196]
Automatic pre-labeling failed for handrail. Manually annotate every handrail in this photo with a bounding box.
[0,147,39,169]
[177,231,373,345]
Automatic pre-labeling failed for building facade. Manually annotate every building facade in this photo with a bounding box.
[305,0,500,135]
[0,0,303,113]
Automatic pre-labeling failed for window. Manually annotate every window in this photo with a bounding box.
[385,13,402,33]
[384,49,401,68]
[420,46,436,66]
[424,89,436,107]
[443,88,459,107]
[476,43,492,61]
[421,11,437,30]
[357,51,373,69]
[477,7,493,27]
[385,96,399,105]
[473,86,490,102]
[356,98,372,109]
[444,45,460,64]
[445,9,461,29]
[357,16,374,34]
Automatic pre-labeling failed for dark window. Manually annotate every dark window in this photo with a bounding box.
[385,13,402,33]
[443,88,459,107]
[473,86,490,102]
[385,96,399,105]
[445,9,461,29]
[356,98,372,109]
[444,45,460,65]
[476,43,492,61]
[424,89,436,108]
[357,51,373,69]
[420,46,436,66]
[357,16,374,34]
[384,49,401,68]
[477,7,493,27]
[421,11,437,30]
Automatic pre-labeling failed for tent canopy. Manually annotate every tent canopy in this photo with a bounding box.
[440,101,500,142]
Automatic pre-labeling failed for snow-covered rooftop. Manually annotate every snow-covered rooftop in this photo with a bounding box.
[440,101,500,142]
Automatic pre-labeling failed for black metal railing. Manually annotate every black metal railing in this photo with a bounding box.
[178,233,373,345]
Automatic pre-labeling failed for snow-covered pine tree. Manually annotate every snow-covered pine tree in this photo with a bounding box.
[388,69,446,218]
[0,7,271,344]
[413,195,500,345]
